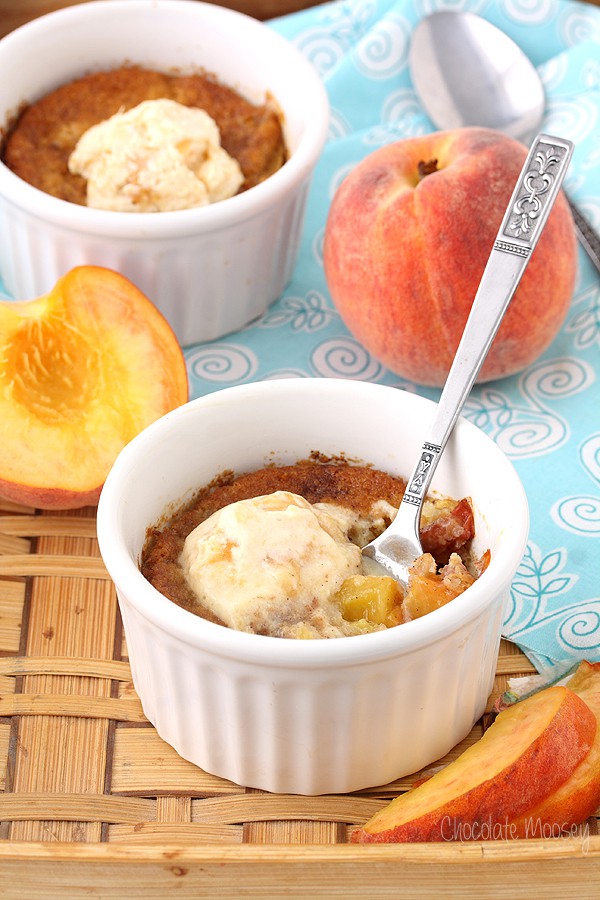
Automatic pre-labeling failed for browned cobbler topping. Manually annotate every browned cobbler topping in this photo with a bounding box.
[2,65,287,205]
[141,461,482,637]
[142,464,406,622]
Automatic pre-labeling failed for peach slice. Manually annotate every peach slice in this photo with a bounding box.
[0,266,188,509]
[509,662,600,836]
[352,685,596,843]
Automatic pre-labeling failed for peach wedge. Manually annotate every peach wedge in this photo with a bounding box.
[0,266,188,509]
[352,685,596,843]
[509,662,600,836]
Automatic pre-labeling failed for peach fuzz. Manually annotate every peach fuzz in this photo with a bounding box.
[323,127,577,386]
[0,266,188,509]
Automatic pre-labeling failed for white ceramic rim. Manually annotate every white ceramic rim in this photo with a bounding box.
[0,0,330,237]
[97,379,529,669]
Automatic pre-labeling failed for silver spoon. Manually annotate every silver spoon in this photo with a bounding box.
[362,133,572,589]
[408,10,600,273]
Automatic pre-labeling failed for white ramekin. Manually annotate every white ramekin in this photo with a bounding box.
[97,379,529,795]
[0,0,329,346]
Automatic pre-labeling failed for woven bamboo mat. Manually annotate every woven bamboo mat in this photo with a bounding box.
[0,501,598,898]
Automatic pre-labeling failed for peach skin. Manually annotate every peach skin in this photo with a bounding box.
[352,685,595,843]
[509,662,600,837]
[323,127,577,386]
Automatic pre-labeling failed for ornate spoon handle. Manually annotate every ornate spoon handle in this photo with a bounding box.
[404,134,573,503]
[364,134,573,580]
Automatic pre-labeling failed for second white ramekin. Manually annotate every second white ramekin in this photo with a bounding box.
[0,0,329,345]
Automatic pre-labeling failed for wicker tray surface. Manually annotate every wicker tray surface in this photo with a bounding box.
[0,501,598,898]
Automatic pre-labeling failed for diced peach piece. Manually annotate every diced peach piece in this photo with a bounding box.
[337,574,404,627]
[403,553,475,620]
[420,497,475,564]
[0,266,188,509]
[352,685,596,843]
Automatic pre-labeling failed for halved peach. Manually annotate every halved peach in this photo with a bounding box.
[352,685,596,843]
[0,266,188,509]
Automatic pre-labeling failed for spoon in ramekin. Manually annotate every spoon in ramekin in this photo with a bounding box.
[408,10,600,273]
[362,132,572,589]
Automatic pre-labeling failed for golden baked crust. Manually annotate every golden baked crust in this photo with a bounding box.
[2,65,287,205]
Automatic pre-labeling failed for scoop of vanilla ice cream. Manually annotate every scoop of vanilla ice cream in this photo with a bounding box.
[68,98,244,212]
[179,491,363,636]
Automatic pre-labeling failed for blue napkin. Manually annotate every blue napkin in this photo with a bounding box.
[2,0,598,676]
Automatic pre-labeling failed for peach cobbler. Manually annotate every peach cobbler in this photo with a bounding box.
[141,459,489,639]
[2,65,287,211]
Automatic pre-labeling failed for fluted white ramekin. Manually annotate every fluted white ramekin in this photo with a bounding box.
[0,0,329,346]
[97,379,529,794]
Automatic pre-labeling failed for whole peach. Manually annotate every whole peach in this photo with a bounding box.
[323,128,577,386]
